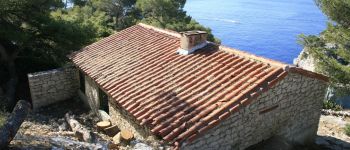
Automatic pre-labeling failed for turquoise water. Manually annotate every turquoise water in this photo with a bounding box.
[184,0,327,63]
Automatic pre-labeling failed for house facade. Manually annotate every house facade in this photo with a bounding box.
[69,23,328,149]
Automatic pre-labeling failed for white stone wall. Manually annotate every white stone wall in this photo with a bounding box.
[28,67,79,110]
[182,73,328,150]
[84,75,101,114]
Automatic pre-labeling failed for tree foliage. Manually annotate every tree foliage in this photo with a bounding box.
[0,0,219,69]
[0,0,219,108]
[0,0,101,108]
[135,0,219,42]
[0,0,97,67]
[299,0,350,92]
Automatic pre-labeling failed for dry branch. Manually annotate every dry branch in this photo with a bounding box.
[50,137,106,150]
[0,100,31,149]
[65,113,93,142]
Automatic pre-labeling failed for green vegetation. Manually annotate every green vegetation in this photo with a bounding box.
[135,0,219,42]
[299,0,350,96]
[344,124,350,136]
[0,0,218,110]
[323,100,343,111]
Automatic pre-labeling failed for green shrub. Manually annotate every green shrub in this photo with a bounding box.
[323,100,343,111]
[344,124,350,136]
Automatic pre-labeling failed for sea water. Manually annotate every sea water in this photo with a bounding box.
[184,0,327,63]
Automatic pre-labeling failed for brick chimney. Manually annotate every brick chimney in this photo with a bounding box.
[177,31,208,55]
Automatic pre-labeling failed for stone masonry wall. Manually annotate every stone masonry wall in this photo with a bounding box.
[182,73,328,150]
[84,75,100,114]
[82,73,164,146]
[108,99,163,147]
[28,67,79,110]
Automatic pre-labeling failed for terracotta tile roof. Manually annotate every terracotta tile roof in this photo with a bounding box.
[69,23,328,144]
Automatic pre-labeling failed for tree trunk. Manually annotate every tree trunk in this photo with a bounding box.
[0,100,31,149]
[0,43,18,109]
[65,113,94,143]
[96,121,111,132]
[120,130,133,143]
[5,75,18,109]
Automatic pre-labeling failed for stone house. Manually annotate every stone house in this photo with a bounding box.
[67,23,329,149]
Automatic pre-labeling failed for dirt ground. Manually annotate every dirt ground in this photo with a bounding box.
[8,98,112,150]
[316,115,350,149]
[6,99,350,150]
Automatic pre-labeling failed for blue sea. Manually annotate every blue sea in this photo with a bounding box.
[184,0,327,64]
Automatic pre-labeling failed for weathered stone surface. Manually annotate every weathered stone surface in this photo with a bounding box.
[84,76,100,114]
[98,110,111,121]
[108,103,156,141]
[183,73,328,150]
[28,67,79,110]
[95,71,328,150]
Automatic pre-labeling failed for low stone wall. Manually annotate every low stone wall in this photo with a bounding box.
[28,67,79,110]
[182,73,328,150]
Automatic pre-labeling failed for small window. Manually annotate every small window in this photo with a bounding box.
[79,71,85,93]
[99,88,109,113]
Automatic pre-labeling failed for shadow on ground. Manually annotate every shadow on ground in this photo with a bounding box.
[8,98,102,150]
[247,136,350,150]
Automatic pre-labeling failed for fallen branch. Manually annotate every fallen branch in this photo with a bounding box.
[65,112,93,142]
[50,137,107,150]
[0,100,31,149]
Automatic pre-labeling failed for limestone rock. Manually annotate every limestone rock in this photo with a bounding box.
[98,110,111,121]
[133,142,153,150]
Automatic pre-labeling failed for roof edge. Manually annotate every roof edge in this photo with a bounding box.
[138,23,181,38]
[218,45,329,82]
[287,66,329,82]
[219,45,288,68]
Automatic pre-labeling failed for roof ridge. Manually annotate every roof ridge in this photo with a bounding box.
[138,23,181,38]
[135,24,329,82]
[219,45,288,68]
[218,45,329,82]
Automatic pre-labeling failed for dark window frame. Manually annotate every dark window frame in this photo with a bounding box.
[99,88,109,113]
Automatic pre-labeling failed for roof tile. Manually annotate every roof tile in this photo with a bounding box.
[69,24,325,145]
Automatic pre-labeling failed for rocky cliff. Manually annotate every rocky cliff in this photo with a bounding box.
[293,48,316,72]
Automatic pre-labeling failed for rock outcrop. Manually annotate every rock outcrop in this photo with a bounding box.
[294,48,316,72]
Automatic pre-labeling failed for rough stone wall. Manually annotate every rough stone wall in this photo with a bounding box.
[28,67,79,110]
[183,73,328,150]
[84,75,100,114]
[108,100,164,147]
[83,73,163,146]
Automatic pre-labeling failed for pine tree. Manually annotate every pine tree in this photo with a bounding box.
[299,0,350,94]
